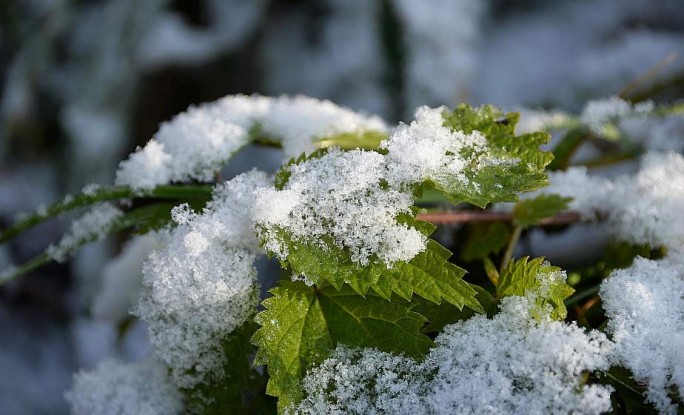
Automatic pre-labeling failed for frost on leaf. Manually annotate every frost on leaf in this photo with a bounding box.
[601,257,684,414]
[292,296,614,415]
[47,203,123,263]
[134,171,269,389]
[580,96,654,136]
[65,358,183,415]
[115,94,388,191]
[498,257,574,320]
[252,281,432,412]
[255,148,480,311]
[438,104,553,207]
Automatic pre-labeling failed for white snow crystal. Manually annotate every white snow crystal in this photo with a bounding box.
[65,358,183,415]
[619,113,684,153]
[580,96,653,135]
[537,152,684,253]
[292,346,427,415]
[254,148,426,267]
[134,171,269,388]
[425,296,614,415]
[47,203,123,263]
[293,295,614,415]
[381,105,489,190]
[601,257,684,414]
[116,95,388,191]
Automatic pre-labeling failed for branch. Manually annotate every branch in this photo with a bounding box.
[417,210,583,225]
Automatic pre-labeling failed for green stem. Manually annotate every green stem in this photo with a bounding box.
[601,371,645,398]
[0,203,175,286]
[500,225,522,272]
[564,285,600,307]
[0,253,49,285]
[0,185,211,244]
[576,150,639,169]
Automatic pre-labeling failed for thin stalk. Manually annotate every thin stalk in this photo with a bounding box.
[0,203,174,286]
[0,185,211,244]
[620,51,679,99]
[417,211,582,226]
[601,371,645,398]
[564,285,601,307]
[500,225,522,271]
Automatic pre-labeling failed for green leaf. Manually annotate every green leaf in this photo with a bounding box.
[497,257,574,320]
[461,221,511,262]
[512,193,572,228]
[264,225,481,313]
[252,281,432,412]
[314,130,389,151]
[439,104,553,207]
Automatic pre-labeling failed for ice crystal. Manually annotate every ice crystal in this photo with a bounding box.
[65,358,183,415]
[293,296,614,415]
[601,257,684,414]
[134,171,268,388]
[116,95,387,191]
[47,203,123,263]
[254,148,425,267]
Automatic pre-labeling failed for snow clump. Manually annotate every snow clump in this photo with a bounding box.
[65,358,183,415]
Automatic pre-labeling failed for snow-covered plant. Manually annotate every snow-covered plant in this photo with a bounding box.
[2,93,683,414]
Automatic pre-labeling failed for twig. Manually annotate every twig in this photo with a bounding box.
[619,51,679,99]
[416,210,582,225]
[500,225,522,271]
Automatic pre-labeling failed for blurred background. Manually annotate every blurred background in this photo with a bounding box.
[1,0,683,413]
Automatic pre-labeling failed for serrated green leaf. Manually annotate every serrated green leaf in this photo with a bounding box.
[438,104,554,207]
[461,221,511,262]
[512,193,572,228]
[498,257,574,320]
[264,224,481,313]
[252,281,432,412]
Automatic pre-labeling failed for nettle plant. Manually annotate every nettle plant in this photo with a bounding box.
[2,95,683,414]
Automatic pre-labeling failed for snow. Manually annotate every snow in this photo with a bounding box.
[381,105,489,190]
[254,148,426,267]
[580,97,653,135]
[601,257,684,414]
[293,295,614,415]
[46,203,123,263]
[134,171,269,388]
[115,95,388,191]
[65,358,183,415]
[541,152,684,252]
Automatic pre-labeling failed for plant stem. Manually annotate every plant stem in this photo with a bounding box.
[500,225,522,271]
[416,211,582,225]
[0,185,211,244]
[0,203,176,286]
[564,285,601,307]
